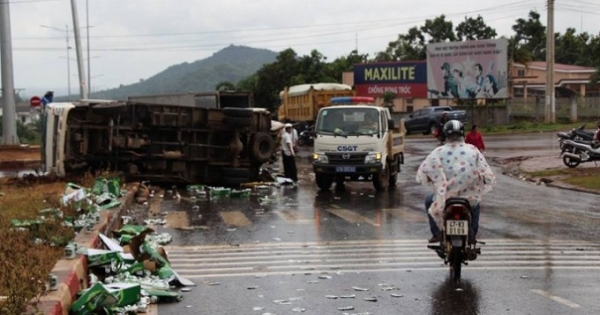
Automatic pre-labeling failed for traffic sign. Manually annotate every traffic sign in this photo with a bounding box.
[30,96,42,107]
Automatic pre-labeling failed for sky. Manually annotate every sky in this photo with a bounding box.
[2,0,599,98]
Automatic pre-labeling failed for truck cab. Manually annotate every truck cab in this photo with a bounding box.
[312,97,405,191]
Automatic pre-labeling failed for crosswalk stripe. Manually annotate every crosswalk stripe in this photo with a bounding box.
[326,209,380,226]
[274,210,313,224]
[165,239,600,278]
[165,239,597,251]
[382,207,427,222]
[174,266,600,279]
[219,211,252,227]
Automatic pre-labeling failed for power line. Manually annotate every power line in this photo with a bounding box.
[14,5,539,52]
[13,13,528,53]
[14,0,540,41]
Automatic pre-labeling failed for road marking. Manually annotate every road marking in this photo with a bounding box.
[219,211,251,227]
[164,211,190,229]
[165,238,598,251]
[327,209,380,226]
[274,210,312,224]
[176,266,600,279]
[382,207,427,222]
[330,204,341,209]
[531,290,581,308]
[146,304,158,315]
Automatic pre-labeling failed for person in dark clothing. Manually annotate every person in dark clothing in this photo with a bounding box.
[436,112,450,145]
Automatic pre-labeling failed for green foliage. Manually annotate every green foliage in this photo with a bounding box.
[0,118,42,145]
[59,45,278,101]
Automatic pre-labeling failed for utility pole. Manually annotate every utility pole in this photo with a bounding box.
[86,0,91,96]
[70,0,88,99]
[67,25,72,101]
[545,0,555,123]
[0,0,19,144]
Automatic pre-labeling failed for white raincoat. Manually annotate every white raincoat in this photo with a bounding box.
[416,141,496,229]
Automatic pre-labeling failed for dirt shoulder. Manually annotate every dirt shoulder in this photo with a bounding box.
[0,145,41,170]
[494,154,600,195]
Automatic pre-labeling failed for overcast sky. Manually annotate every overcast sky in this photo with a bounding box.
[4,0,600,97]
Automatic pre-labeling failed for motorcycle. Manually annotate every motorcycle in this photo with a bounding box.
[561,139,600,168]
[428,197,481,283]
[298,126,314,146]
[557,124,594,150]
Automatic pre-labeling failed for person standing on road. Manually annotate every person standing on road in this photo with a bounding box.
[436,112,450,145]
[416,120,496,244]
[281,123,298,182]
[465,124,486,153]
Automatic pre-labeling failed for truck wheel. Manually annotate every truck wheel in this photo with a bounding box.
[373,167,390,191]
[316,174,333,190]
[223,108,253,118]
[251,132,275,163]
[223,116,252,128]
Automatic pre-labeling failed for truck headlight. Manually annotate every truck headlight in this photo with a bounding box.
[313,153,328,163]
[365,152,381,164]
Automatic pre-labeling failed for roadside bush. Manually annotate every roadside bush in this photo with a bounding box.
[0,227,62,315]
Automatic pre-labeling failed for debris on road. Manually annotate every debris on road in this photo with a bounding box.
[352,286,369,291]
[70,224,193,314]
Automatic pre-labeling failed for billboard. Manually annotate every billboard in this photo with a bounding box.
[426,39,508,99]
[353,61,427,98]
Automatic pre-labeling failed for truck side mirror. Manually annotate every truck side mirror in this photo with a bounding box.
[387,119,396,130]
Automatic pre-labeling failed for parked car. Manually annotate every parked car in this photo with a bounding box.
[404,106,467,135]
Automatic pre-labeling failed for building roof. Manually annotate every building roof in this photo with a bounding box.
[514,61,596,73]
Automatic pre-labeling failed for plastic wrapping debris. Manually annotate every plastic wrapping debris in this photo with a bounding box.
[352,286,369,291]
[338,306,355,311]
[230,188,251,198]
[144,218,166,226]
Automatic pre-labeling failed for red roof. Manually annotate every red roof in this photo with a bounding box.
[518,61,596,72]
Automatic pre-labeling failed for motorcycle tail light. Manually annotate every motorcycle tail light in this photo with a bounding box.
[454,213,461,219]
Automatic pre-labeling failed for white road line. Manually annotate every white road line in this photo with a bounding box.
[166,243,600,253]
[274,210,313,224]
[531,289,581,308]
[175,266,600,279]
[169,255,600,268]
[219,211,251,227]
[167,250,600,261]
[326,209,380,226]
[172,260,600,274]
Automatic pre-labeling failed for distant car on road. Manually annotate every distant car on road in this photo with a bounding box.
[404,106,468,135]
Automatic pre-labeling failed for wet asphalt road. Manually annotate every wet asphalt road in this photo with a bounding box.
[156,132,600,314]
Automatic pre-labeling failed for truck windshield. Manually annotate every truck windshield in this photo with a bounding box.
[316,107,380,136]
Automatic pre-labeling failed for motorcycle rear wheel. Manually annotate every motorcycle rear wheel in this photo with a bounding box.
[562,156,580,168]
[450,247,463,282]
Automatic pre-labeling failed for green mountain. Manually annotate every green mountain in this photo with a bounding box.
[85,45,277,100]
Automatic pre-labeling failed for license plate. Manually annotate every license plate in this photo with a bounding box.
[336,166,356,173]
[446,220,468,236]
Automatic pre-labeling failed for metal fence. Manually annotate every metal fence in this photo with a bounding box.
[510,97,600,122]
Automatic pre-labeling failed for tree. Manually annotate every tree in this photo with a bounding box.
[215,81,236,91]
[382,92,396,109]
[455,15,497,41]
[250,48,300,112]
[512,11,546,61]
[324,50,369,81]
[420,15,457,43]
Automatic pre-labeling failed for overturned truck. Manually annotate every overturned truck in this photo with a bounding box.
[42,92,276,186]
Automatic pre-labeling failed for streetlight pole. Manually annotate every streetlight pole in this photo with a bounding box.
[86,0,91,95]
[66,25,71,101]
[0,0,19,144]
[70,0,88,100]
[41,25,72,100]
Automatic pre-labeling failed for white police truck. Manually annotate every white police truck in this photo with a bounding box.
[312,97,406,191]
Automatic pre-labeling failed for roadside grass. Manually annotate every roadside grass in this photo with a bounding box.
[481,121,595,135]
[562,176,600,190]
[406,121,595,137]
[0,177,73,314]
[522,166,600,191]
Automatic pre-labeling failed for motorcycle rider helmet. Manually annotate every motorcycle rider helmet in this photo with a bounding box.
[443,120,465,137]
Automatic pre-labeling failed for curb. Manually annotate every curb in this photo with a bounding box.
[30,183,136,315]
